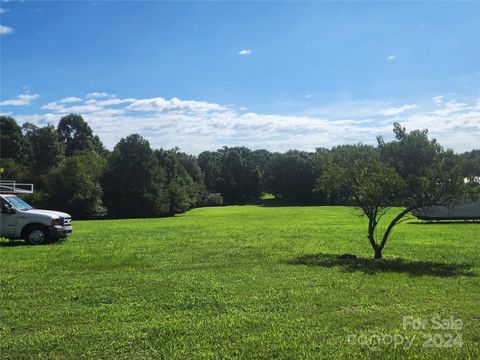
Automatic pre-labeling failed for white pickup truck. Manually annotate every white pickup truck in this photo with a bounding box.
[0,181,73,245]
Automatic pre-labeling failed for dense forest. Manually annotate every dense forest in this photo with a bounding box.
[1,115,479,219]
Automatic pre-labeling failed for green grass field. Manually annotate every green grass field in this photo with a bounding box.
[1,205,479,359]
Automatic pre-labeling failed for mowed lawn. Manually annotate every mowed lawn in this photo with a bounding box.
[1,206,479,359]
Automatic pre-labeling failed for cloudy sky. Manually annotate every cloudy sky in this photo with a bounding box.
[1,1,479,153]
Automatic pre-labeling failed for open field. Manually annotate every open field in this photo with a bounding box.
[1,205,479,359]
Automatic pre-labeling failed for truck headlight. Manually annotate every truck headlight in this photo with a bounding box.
[51,218,62,226]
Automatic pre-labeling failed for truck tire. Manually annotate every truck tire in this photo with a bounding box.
[24,225,49,245]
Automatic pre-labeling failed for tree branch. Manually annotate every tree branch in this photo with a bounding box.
[378,207,412,251]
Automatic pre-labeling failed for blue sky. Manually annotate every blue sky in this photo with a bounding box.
[1,1,479,153]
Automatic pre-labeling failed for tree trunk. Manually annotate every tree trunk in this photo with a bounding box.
[367,217,377,252]
[366,215,382,259]
[378,208,412,255]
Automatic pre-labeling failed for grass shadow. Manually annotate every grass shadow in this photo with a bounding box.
[409,220,480,225]
[0,239,65,247]
[0,240,28,247]
[259,199,325,207]
[287,253,476,277]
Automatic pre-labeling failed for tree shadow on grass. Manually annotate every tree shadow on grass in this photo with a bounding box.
[408,220,480,225]
[258,199,322,207]
[0,240,28,247]
[0,239,64,247]
[287,253,476,277]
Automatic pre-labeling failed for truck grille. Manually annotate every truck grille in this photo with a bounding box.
[63,217,72,226]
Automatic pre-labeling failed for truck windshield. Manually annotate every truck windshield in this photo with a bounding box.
[7,196,33,211]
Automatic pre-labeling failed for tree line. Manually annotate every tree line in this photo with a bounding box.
[1,115,479,224]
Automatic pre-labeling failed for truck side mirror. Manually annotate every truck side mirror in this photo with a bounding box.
[1,204,15,215]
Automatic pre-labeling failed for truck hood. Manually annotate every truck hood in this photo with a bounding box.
[26,209,71,218]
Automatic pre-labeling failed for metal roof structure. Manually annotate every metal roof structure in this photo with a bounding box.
[0,180,34,194]
[412,199,480,221]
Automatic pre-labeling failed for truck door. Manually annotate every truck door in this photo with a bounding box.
[0,198,17,238]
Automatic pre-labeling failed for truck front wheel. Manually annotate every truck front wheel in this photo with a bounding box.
[25,226,49,245]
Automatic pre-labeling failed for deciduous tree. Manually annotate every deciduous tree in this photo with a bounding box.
[318,123,467,259]
[57,114,106,156]
[102,134,167,218]
[45,153,107,219]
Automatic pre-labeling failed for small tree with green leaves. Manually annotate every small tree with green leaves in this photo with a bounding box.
[318,123,467,259]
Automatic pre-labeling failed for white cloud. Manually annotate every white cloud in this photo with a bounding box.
[76,110,381,153]
[43,96,135,113]
[380,104,418,116]
[238,49,252,56]
[14,113,60,125]
[0,7,9,14]
[305,94,313,98]
[306,100,418,119]
[94,96,480,153]
[7,94,480,154]
[399,107,480,151]
[59,97,82,104]
[386,55,396,60]
[431,101,470,116]
[433,95,443,104]
[85,98,136,106]
[86,92,115,98]
[125,97,227,113]
[0,24,13,35]
[0,94,39,106]
[42,101,103,113]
